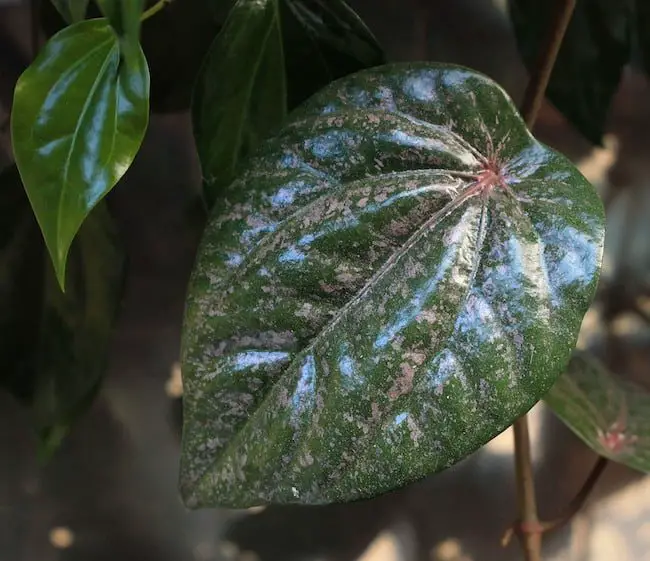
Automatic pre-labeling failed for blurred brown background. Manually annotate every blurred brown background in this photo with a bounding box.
[2,1,650,560]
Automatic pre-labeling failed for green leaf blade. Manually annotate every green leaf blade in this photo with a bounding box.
[509,0,632,145]
[180,63,605,508]
[281,0,385,109]
[50,0,91,23]
[11,19,149,290]
[545,351,650,472]
[192,0,287,208]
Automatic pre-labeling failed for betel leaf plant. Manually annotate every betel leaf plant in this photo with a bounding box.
[3,0,650,559]
[180,62,605,508]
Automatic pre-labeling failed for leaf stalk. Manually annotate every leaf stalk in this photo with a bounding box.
[510,1,577,560]
[141,0,173,22]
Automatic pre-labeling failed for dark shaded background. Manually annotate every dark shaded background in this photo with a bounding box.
[3,1,650,560]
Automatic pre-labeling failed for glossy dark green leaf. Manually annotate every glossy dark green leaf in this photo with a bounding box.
[50,0,90,23]
[11,19,149,290]
[545,351,650,473]
[180,62,605,508]
[509,0,632,145]
[95,0,145,62]
[280,0,385,109]
[192,0,286,208]
[0,166,125,458]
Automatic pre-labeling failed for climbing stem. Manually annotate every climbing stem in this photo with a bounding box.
[539,457,609,535]
[512,416,542,560]
[511,1,577,560]
[519,0,577,128]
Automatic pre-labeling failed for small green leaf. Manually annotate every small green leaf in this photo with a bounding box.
[95,0,145,61]
[0,166,126,458]
[11,19,149,290]
[545,351,650,473]
[280,0,385,108]
[41,0,219,114]
[180,62,605,508]
[192,0,286,208]
[509,0,632,145]
[50,0,91,23]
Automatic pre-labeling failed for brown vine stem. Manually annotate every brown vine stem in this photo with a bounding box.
[539,456,608,534]
[519,0,577,129]
[503,456,609,547]
[510,1,577,560]
[511,416,542,560]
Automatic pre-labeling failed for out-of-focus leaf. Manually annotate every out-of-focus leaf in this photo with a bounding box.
[545,350,650,473]
[50,0,90,23]
[192,0,286,208]
[280,0,385,109]
[95,0,145,62]
[180,62,605,508]
[636,0,650,76]
[509,0,632,145]
[11,19,149,290]
[0,166,126,459]
[194,0,383,208]
[0,166,45,404]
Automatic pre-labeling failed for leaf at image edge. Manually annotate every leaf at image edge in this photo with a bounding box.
[545,350,650,473]
[11,18,149,290]
[635,0,650,79]
[50,0,91,23]
[192,0,287,208]
[509,0,631,145]
[281,0,385,109]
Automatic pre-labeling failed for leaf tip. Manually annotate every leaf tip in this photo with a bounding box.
[53,256,68,293]
[178,477,202,510]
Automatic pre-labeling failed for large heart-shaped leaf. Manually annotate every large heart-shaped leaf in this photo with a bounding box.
[545,350,650,473]
[509,0,631,145]
[180,62,605,508]
[0,165,126,458]
[192,0,286,208]
[11,18,149,290]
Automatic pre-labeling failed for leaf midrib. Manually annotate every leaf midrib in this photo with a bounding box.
[190,173,484,494]
[314,196,491,495]
[57,36,117,264]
